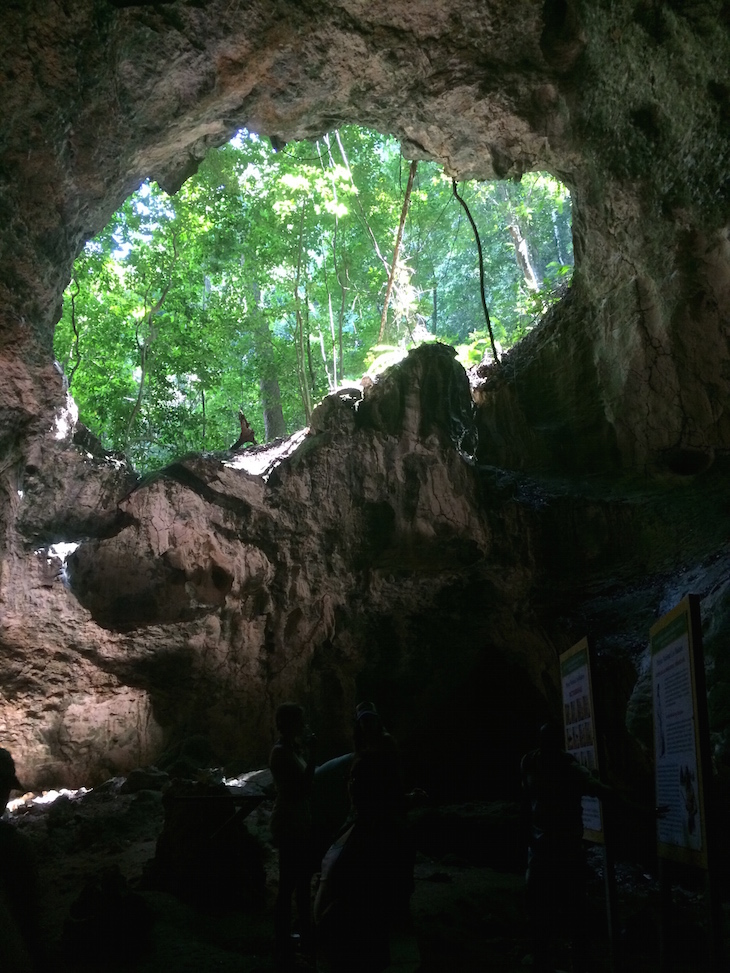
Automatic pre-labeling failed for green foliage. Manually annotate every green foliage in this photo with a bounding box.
[54,127,573,472]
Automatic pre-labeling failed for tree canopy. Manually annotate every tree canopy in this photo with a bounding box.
[54,126,573,472]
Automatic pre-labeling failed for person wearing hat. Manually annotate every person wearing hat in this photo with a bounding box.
[0,747,42,971]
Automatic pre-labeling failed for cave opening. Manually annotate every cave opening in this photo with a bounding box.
[53,126,573,474]
[3,1,730,967]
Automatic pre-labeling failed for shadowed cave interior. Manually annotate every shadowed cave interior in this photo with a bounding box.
[2,1,730,971]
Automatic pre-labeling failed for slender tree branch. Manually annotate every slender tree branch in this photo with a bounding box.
[294,200,313,422]
[305,282,316,392]
[201,386,206,446]
[317,327,333,389]
[327,291,338,388]
[335,129,390,275]
[66,276,82,387]
[379,159,418,342]
[315,139,339,388]
[452,179,500,364]
[338,265,348,381]
[322,134,349,385]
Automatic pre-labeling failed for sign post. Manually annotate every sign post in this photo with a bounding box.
[560,638,618,969]
[650,595,722,971]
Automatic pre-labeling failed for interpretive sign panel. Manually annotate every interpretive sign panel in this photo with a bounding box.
[651,596,709,868]
[560,637,603,843]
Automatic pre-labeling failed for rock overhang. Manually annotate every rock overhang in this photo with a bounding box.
[1,1,730,790]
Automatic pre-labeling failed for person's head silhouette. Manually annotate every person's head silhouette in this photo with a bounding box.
[538,722,564,753]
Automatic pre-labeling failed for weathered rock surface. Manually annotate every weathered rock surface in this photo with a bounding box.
[1,1,730,794]
[3,344,546,790]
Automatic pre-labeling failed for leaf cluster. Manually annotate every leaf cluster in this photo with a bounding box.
[54,127,573,472]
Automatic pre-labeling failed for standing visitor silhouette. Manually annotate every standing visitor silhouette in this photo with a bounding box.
[521,722,610,973]
[269,703,318,971]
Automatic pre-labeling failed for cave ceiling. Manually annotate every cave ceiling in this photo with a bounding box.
[1,1,730,789]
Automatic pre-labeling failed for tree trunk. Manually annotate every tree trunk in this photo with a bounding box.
[317,135,347,389]
[200,386,206,446]
[305,284,316,393]
[124,232,180,450]
[294,203,313,424]
[124,343,149,450]
[337,269,347,383]
[259,374,286,440]
[498,184,541,290]
[379,159,418,342]
[327,291,338,388]
[552,208,566,266]
[250,281,286,441]
[507,223,540,291]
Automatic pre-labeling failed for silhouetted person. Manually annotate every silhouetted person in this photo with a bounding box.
[311,702,403,860]
[521,722,610,973]
[353,702,415,923]
[269,703,317,971]
[315,751,406,973]
[0,748,42,971]
[353,702,405,818]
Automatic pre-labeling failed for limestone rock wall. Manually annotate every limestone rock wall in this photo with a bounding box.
[0,345,552,791]
[1,1,730,791]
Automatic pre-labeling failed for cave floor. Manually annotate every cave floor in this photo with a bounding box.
[13,784,724,973]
